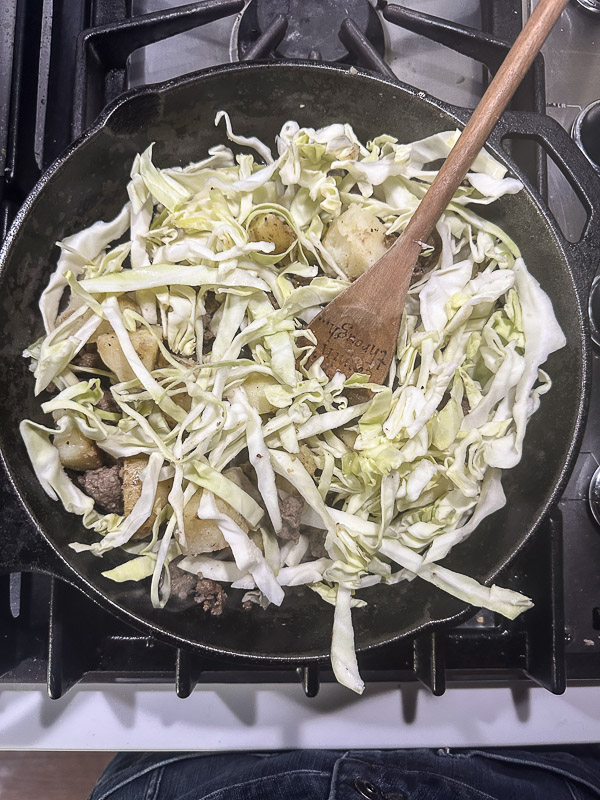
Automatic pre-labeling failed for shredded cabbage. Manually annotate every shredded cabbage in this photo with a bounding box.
[21,113,564,694]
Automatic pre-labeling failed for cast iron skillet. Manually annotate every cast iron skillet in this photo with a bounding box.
[0,63,599,663]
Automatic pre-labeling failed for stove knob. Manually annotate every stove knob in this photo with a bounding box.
[572,99,600,173]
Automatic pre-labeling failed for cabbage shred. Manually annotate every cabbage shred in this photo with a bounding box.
[20,114,566,694]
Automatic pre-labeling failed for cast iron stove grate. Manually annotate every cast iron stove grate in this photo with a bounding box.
[1,0,598,699]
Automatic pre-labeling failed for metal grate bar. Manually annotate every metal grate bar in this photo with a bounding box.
[72,0,244,137]
[381,2,547,199]
[175,648,199,698]
[299,664,320,697]
[339,18,396,80]
[413,632,446,696]
[481,0,547,196]
[2,0,45,232]
[523,513,566,694]
[240,14,287,61]
[47,578,101,699]
[480,0,531,50]
[382,2,544,110]
[0,575,23,678]
[0,0,18,201]
[381,3,508,74]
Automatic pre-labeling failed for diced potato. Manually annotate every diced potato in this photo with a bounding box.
[122,455,252,549]
[53,425,104,471]
[275,474,296,496]
[173,392,192,413]
[122,455,171,538]
[236,374,280,415]
[224,466,263,506]
[97,328,159,382]
[214,492,250,533]
[337,428,358,451]
[122,456,151,513]
[56,294,85,327]
[297,444,318,475]
[163,390,193,426]
[156,351,170,369]
[181,492,248,556]
[275,447,317,494]
[88,296,141,343]
[182,516,227,555]
[248,212,296,256]
[323,205,389,280]
[249,528,265,554]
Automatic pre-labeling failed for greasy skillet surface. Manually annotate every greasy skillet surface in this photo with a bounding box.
[0,63,587,660]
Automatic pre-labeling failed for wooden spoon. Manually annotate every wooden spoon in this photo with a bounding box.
[308,0,568,383]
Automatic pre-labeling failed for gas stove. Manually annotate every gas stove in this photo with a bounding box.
[1,0,600,704]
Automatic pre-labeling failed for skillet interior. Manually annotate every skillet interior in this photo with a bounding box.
[0,63,585,660]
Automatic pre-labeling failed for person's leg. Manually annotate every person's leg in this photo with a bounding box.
[89,747,600,800]
[339,748,600,800]
[88,750,340,800]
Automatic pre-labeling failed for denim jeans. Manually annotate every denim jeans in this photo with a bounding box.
[89,748,600,799]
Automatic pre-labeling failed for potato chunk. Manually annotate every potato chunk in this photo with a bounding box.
[248,212,296,257]
[181,492,248,556]
[122,455,249,550]
[56,294,85,327]
[97,328,159,382]
[323,205,389,280]
[275,445,317,495]
[88,296,141,343]
[122,456,171,538]
[51,409,104,471]
[53,426,104,471]
[233,374,280,415]
[297,443,318,475]
[337,428,358,451]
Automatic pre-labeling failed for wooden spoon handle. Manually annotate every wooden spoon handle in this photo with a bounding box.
[307,0,568,384]
[399,0,568,249]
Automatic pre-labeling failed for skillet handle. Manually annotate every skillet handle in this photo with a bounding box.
[493,110,600,295]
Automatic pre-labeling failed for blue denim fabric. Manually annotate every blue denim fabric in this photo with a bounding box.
[88,748,600,800]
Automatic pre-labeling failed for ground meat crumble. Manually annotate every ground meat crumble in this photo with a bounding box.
[195,575,227,616]
[76,464,123,514]
[169,563,198,600]
[277,494,304,543]
[97,388,120,413]
[168,563,227,615]
[72,350,104,369]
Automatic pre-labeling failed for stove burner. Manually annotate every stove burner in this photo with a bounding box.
[235,0,386,63]
[573,0,600,16]
[572,99,600,173]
